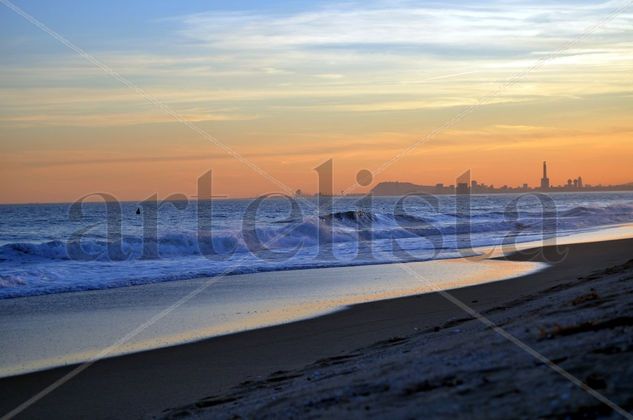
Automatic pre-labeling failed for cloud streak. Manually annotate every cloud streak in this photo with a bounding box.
[178,1,633,53]
[1,0,632,129]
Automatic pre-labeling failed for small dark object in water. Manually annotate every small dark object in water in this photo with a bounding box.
[136,208,141,215]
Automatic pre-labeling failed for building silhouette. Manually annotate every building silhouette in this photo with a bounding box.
[540,161,550,190]
[456,182,470,195]
[369,161,633,196]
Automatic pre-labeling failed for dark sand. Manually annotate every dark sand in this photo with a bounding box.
[1,239,632,419]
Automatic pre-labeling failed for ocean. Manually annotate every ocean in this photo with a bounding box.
[1,191,633,299]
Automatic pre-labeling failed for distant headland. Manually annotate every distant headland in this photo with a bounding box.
[369,162,633,196]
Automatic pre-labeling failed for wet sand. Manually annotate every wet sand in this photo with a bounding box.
[1,239,632,419]
[0,256,541,378]
[168,241,633,419]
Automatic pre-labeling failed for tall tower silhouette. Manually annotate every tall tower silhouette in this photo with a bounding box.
[540,161,550,190]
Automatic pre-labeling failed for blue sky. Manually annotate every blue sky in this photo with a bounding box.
[1,0,324,51]
[1,0,632,202]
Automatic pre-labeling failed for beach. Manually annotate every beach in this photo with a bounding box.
[1,238,632,419]
[3,0,633,417]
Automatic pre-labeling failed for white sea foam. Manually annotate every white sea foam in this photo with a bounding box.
[1,194,632,298]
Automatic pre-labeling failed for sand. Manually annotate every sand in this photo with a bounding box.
[1,239,632,419]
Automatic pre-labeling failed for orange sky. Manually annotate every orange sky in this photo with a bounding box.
[1,1,632,203]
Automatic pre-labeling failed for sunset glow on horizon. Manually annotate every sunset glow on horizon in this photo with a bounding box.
[1,0,633,203]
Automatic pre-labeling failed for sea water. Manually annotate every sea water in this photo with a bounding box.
[1,191,633,299]
[2,191,633,376]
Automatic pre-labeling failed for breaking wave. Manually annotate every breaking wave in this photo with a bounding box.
[1,200,633,298]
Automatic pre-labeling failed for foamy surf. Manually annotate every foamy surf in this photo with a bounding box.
[1,193,633,298]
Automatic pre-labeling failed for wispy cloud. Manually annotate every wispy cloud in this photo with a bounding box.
[1,0,632,128]
[0,111,258,127]
[177,1,633,54]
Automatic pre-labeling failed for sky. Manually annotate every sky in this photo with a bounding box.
[1,0,632,203]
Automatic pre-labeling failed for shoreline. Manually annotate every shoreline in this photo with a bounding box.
[3,221,632,302]
[1,238,633,418]
[169,238,633,419]
[0,255,542,378]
